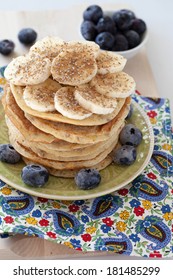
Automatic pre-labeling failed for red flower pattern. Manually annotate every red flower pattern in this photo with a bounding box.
[81,233,91,242]
[134,206,145,216]
[147,172,157,180]
[39,219,49,226]
[147,110,157,118]
[102,217,114,227]
[135,90,141,95]
[37,197,48,203]
[118,188,128,196]
[76,247,82,251]
[149,251,162,258]
[46,232,56,239]
[68,204,80,212]
[171,190,173,194]
[3,216,14,224]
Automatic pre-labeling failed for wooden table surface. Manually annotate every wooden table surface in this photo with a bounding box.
[0,6,159,259]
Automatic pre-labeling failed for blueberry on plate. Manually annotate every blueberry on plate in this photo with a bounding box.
[83,5,103,24]
[0,144,21,163]
[0,40,15,55]
[96,16,116,35]
[124,30,141,49]
[130,18,147,35]
[95,31,115,50]
[21,164,49,187]
[112,9,135,31]
[119,124,143,146]
[113,145,137,165]
[18,28,37,45]
[81,21,97,41]
[112,33,128,51]
[75,168,101,190]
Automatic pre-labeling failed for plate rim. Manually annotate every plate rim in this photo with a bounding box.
[0,100,154,200]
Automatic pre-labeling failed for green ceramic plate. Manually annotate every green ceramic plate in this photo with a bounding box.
[0,100,154,200]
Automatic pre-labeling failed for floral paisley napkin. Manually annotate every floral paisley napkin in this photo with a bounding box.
[0,67,173,258]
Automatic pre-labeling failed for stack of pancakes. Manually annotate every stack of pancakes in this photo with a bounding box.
[2,37,135,177]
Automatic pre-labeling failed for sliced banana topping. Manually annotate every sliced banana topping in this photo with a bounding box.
[91,72,136,98]
[66,41,100,57]
[96,51,127,74]
[4,53,51,86]
[54,86,92,120]
[23,78,61,112]
[30,36,65,61]
[74,84,117,115]
[51,48,97,86]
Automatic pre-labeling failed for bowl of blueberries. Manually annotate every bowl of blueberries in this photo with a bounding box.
[80,5,148,59]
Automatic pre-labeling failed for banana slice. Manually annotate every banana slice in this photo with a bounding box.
[96,51,127,74]
[66,40,100,57]
[23,78,61,112]
[51,47,97,85]
[4,53,51,86]
[30,36,65,61]
[91,72,136,98]
[74,84,117,115]
[54,86,92,120]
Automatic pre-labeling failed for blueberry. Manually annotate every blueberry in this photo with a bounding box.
[125,104,134,119]
[83,5,103,24]
[112,33,128,51]
[119,124,143,146]
[18,28,37,45]
[95,32,115,50]
[75,169,101,190]
[124,30,141,49]
[0,144,21,163]
[118,9,136,20]
[81,21,97,41]
[21,164,49,187]
[112,9,135,31]
[130,18,147,35]
[96,16,116,35]
[113,145,137,165]
[0,40,15,55]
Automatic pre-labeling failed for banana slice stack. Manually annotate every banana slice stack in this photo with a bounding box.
[3,36,135,178]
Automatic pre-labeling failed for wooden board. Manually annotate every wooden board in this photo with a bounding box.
[0,6,158,259]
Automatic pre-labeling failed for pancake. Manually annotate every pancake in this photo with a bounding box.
[6,116,124,161]
[10,83,126,126]
[24,97,130,144]
[3,82,131,177]
[3,88,95,150]
[4,84,129,145]
[9,129,119,170]
[2,85,56,144]
[23,155,113,178]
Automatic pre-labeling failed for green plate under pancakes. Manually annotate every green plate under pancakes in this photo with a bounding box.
[0,99,154,200]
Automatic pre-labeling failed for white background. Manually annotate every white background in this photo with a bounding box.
[0,0,173,260]
[0,260,170,280]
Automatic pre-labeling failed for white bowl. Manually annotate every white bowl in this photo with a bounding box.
[80,10,148,60]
